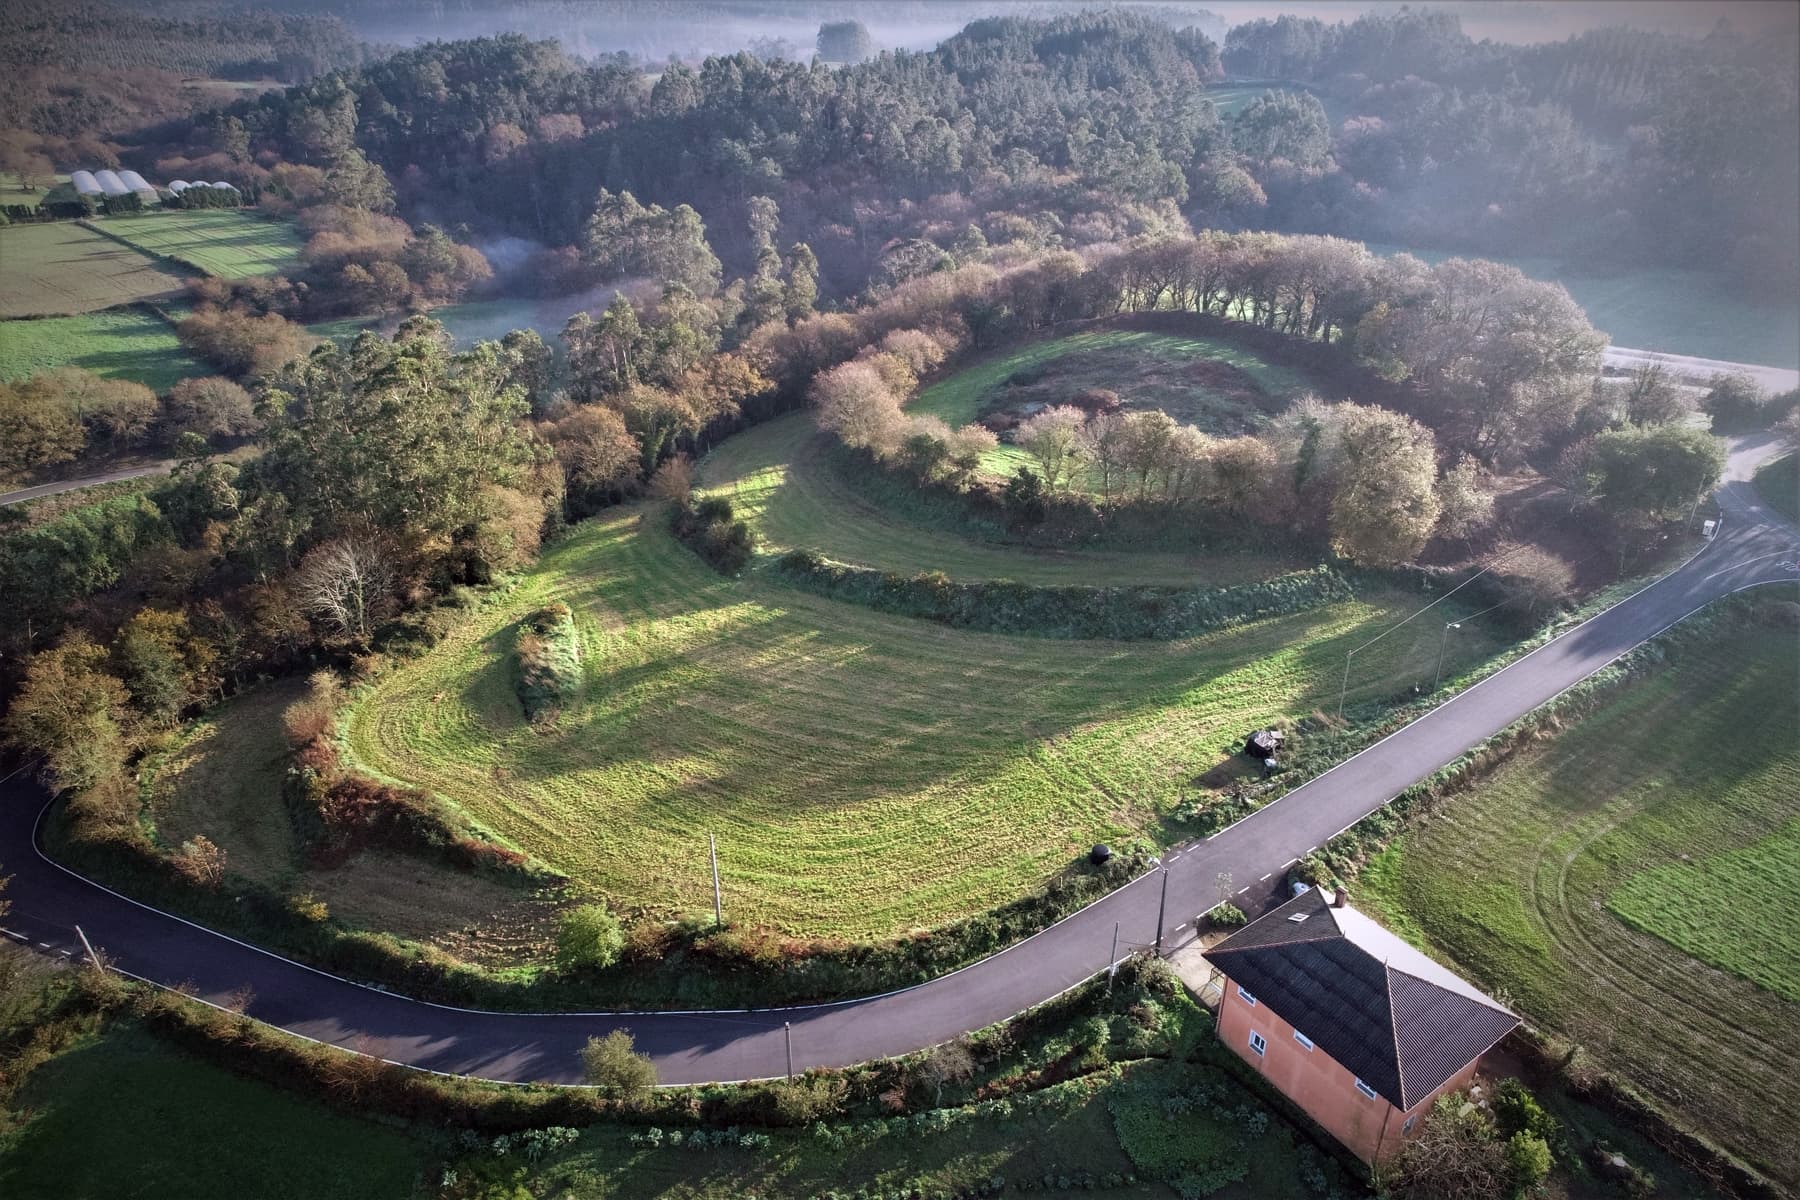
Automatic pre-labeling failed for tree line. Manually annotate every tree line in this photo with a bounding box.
[113,7,1798,309]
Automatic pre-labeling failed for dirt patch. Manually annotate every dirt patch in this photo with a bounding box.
[980,345,1281,436]
[308,851,563,968]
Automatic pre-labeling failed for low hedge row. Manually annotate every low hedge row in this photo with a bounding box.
[515,601,582,722]
[773,550,1355,640]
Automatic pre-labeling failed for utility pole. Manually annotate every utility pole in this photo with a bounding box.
[1153,866,1170,955]
[1434,622,1459,693]
[75,924,99,970]
[784,1021,794,1080]
[1435,601,1506,693]
[710,834,722,928]
[1336,547,1525,718]
[1106,921,1120,992]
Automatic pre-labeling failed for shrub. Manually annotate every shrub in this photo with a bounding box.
[287,891,330,923]
[1491,1077,1555,1143]
[1492,544,1575,619]
[556,904,625,972]
[1505,1130,1552,1193]
[280,670,343,747]
[580,1029,657,1101]
[515,602,582,722]
[671,499,756,575]
[1205,902,1246,927]
[171,835,226,887]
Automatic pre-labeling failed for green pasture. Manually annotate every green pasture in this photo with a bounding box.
[94,210,302,278]
[0,304,203,390]
[1359,613,1800,1187]
[0,222,188,318]
[699,413,1300,586]
[144,679,564,966]
[0,1026,428,1200]
[340,505,1502,939]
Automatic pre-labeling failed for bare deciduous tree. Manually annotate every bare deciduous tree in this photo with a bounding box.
[294,536,396,644]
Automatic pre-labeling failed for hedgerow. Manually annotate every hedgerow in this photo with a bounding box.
[514,601,582,722]
[773,549,1354,640]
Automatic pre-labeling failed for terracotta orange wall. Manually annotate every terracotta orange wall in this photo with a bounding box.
[1215,972,1449,1164]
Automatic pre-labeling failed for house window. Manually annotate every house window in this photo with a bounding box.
[1402,1114,1418,1134]
[1236,985,1257,1007]
[1292,1030,1314,1051]
[1249,1031,1267,1057]
[1354,1078,1379,1101]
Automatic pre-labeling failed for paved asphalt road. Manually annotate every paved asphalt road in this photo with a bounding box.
[1,436,1795,1087]
[0,461,174,506]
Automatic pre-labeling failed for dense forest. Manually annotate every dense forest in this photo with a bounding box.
[84,6,1797,300]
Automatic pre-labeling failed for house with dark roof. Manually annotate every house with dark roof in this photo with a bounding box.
[1204,886,1518,1164]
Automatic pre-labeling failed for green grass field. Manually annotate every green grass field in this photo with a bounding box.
[1359,614,1800,1187]
[1754,452,1798,527]
[94,210,302,278]
[0,1026,428,1200]
[908,330,1319,480]
[338,505,1501,939]
[0,222,189,318]
[699,413,1300,586]
[0,304,203,390]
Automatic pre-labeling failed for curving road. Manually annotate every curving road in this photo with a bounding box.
[0,461,174,507]
[1,436,1795,1087]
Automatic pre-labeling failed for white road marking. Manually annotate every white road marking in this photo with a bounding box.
[1701,550,1794,582]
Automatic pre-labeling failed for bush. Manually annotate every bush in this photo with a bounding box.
[515,602,582,722]
[1491,1077,1555,1144]
[556,904,625,972]
[580,1029,657,1101]
[1205,902,1246,927]
[671,499,756,575]
[1505,1130,1552,1193]
[171,835,226,887]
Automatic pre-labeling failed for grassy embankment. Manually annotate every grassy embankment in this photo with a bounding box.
[0,963,1360,1200]
[1753,452,1798,527]
[323,505,1499,942]
[1359,614,1800,1188]
[699,413,1299,586]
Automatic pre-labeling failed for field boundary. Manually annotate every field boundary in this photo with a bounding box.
[77,217,211,281]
